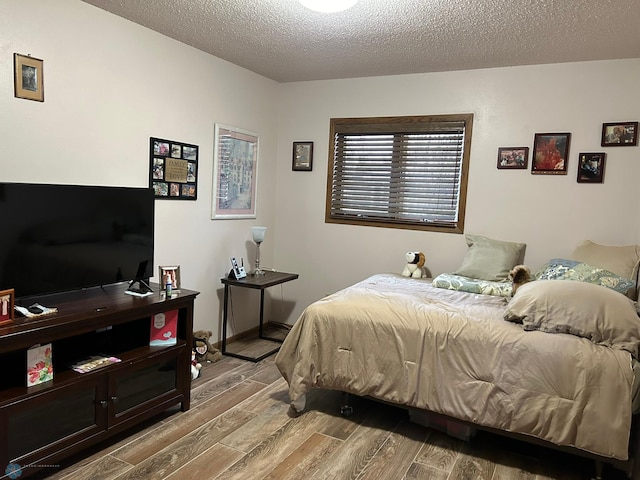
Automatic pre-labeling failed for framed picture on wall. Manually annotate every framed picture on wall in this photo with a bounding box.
[13,53,44,102]
[531,133,571,175]
[577,153,606,184]
[292,142,314,171]
[149,137,199,200]
[601,122,638,147]
[212,124,259,219]
[497,147,529,169]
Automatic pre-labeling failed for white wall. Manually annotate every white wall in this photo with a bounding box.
[275,60,640,323]
[0,0,280,340]
[2,1,639,339]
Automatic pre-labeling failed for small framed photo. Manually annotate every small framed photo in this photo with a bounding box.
[601,122,638,147]
[159,266,181,292]
[577,153,606,184]
[497,147,529,169]
[0,289,15,326]
[292,142,313,171]
[531,133,571,175]
[14,53,44,102]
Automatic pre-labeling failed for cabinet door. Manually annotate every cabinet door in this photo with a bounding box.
[3,377,105,468]
[108,347,183,426]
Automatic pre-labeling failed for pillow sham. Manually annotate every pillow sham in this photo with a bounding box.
[433,273,513,297]
[453,234,526,282]
[535,258,635,296]
[571,240,640,283]
[504,280,640,358]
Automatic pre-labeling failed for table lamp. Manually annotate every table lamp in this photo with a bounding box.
[250,226,267,276]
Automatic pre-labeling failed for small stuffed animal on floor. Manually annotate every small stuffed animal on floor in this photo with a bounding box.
[191,350,202,380]
[509,265,531,295]
[402,252,426,278]
[193,330,222,363]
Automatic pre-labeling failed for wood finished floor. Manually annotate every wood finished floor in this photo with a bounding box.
[35,353,628,480]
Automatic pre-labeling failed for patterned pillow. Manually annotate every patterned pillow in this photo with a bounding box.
[535,258,635,296]
[433,273,513,297]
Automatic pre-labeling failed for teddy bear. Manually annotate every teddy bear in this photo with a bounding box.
[508,264,531,295]
[402,252,426,278]
[193,330,222,363]
[191,350,202,380]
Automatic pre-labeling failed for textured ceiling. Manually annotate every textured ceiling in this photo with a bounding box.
[81,0,640,83]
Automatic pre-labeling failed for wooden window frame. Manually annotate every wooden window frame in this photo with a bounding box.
[325,114,473,233]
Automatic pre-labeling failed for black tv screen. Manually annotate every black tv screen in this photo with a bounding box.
[0,183,154,300]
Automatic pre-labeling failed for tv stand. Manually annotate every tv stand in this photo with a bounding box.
[0,283,199,479]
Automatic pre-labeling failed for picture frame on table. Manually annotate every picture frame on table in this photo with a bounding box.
[14,53,44,102]
[292,142,314,171]
[212,124,259,219]
[0,288,15,326]
[159,266,181,293]
[497,147,529,169]
[531,133,571,175]
[601,122,638,147]
[577,153,606,184]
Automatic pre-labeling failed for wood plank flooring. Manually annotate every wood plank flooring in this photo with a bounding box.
[34,352,628,480]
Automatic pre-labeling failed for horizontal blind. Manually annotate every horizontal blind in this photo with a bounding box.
[329,120,467,228]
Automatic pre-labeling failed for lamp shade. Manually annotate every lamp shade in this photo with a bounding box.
[251,226,267,243]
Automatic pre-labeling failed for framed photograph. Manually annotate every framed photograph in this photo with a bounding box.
[14,53,44,102]
[212,124,259,219]
[577,153,606,184]
[149,137,198,200]
[601,122,638,147]
[531,133,571,175]
[158,266,181,292]
[497,147,529,169]
[292,141,314,171]
[0,289,15,326]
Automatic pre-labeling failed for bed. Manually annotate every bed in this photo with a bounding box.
[275,236,640,478]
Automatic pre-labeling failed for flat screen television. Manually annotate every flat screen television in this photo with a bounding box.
[0,182,155,301]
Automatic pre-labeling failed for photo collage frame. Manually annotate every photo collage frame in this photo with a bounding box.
[150,137,199,200]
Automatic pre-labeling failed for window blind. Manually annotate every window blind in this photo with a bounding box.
[327,115,472,232]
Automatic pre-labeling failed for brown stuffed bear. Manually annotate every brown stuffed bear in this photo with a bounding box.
[193,330,222,363]
[509,265,531,295]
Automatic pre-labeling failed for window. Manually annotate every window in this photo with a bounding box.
[326,114,473,233]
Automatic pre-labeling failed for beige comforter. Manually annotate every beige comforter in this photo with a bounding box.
[275,273,635,460]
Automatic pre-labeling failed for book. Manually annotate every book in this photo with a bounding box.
[27,343,54,386]
[71,355,121,373]
[150,310,178,346]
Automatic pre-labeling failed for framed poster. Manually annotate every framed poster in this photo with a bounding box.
[212,124,259,219]
[149,137,198,200]
[531,133,571,175]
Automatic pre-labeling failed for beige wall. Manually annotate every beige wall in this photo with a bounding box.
[0,0,281,340]
[1,1,639,339]
[275,62,640,322]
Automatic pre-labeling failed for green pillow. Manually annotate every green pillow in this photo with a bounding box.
[454,234,526,281]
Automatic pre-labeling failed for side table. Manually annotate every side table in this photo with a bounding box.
[221,270,299,362]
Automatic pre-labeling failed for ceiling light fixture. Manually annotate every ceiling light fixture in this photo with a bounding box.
[298,0,359,13]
